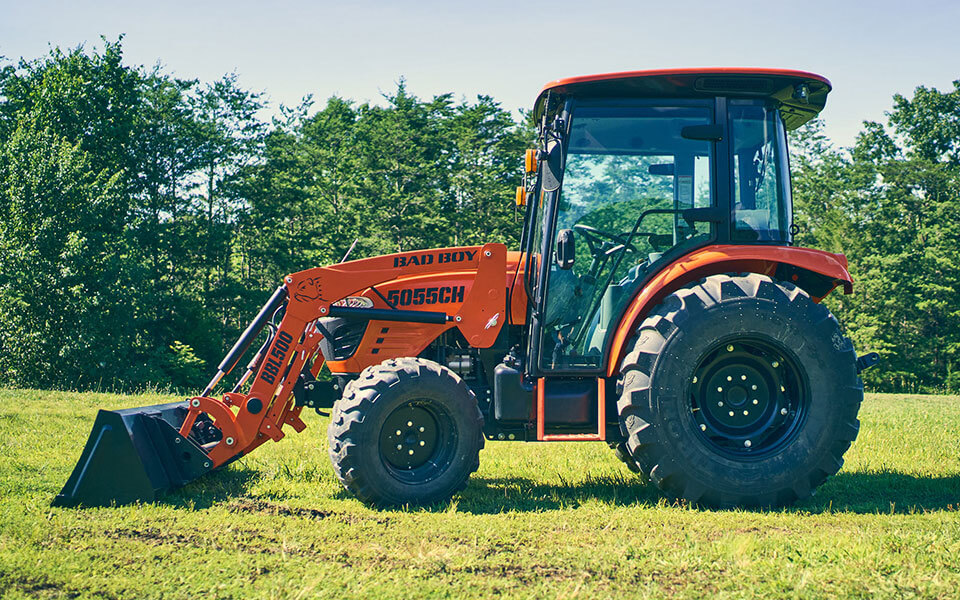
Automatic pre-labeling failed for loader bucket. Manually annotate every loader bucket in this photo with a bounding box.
[53,402,214,507]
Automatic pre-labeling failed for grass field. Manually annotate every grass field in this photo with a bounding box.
[1,389,959,599]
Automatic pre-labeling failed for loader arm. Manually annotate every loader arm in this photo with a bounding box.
[186,242,507,467]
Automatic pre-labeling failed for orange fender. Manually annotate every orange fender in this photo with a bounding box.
[605,245,853,377]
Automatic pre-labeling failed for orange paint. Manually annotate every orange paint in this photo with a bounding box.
[604,244,852,377]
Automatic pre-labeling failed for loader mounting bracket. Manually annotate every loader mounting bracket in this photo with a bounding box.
[293,375,340,410]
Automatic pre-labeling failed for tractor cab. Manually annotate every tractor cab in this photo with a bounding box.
[521,69,830,376]
[479,69,847,450]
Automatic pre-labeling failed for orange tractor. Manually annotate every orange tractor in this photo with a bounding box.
[57,68,876,508]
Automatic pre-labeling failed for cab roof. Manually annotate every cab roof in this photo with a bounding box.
[534,68,831,130]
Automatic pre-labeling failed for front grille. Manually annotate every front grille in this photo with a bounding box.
[316,317,368,361]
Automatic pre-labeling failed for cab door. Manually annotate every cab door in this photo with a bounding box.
[534,100,718,374]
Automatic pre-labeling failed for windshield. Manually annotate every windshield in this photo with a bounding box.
[539,102,715,371]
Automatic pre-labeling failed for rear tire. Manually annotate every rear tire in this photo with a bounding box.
[328,357,483,506]
[617,273,862,508]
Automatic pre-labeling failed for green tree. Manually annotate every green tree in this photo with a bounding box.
[0,122,128,387]
[791,80,960,392]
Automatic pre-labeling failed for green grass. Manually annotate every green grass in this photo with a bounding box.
[1,390,959,599]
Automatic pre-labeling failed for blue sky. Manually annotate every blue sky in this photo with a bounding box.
[2,0,958,148]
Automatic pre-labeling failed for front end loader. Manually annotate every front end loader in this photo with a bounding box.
[57,68,876,508]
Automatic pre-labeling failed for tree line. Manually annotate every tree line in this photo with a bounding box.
[0,40,958,392]
[790,86,960,393]
[0,40,531,390]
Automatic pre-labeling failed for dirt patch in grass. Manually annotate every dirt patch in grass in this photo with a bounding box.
[225,497,391,524]
[3,574,119,600]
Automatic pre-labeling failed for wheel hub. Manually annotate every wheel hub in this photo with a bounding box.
[690,340,806,458]
[379,404,440,470]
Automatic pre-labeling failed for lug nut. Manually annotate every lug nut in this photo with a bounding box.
[396,444,403,450]
[396,430,402,436]
[508,433,516,440]
[419,441,425,446]
[741,375,747,381]
[717,386,723,392]
[727,344,734,352]
[408,449,414,455]
[726,375,732,381]
[407,421,413,427]
[717,401,724,407]
[693,376,698,383]
[780,408,789,415]
[728,411,735,417]
[497,433,505,440]
[752,399,759,405]
[772,361,779,368]
[743,410,749,416]
[751,384,758,390]
[419,426,425,432]
[700,424,707,431]
[744,440,752,448]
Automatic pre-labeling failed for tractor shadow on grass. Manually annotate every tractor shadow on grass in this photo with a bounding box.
[157,466,261,510]
[791,471,960,514]
[451,471,960,515]
[451,474,663,514]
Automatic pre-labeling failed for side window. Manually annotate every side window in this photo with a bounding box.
[730,103,790,242]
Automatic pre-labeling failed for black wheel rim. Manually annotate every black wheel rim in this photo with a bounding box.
[378,400,458,484]
[689,338,808,460]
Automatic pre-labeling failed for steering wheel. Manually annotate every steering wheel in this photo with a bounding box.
[573,224,640,257]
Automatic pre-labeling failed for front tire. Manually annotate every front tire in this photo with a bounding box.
[328,358,483,506]
[617,273,863,507]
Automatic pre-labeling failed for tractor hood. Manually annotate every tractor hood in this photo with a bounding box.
[331,245,525,308]
[316,245,526,374]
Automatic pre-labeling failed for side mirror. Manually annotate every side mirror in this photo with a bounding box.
[556,228,575,270]
[541,141,563,192]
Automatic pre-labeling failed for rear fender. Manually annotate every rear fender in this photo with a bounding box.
[605,245,853,377]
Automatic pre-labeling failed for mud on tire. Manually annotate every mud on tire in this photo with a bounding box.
[617,273,863,508]
[327,357,484,506]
